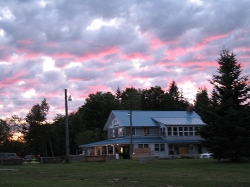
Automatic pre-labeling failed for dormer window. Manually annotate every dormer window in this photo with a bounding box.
[167,126,201,136]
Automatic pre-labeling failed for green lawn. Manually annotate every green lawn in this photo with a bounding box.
[0,159,249,187]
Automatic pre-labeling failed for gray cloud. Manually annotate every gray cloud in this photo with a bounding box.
[0,0,249,120]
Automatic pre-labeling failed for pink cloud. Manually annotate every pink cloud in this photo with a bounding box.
[88,85,110,93]
[76,47,120,62]
[17,39,34,45]
[146,33,181,51]
[42,42,59,47]
[52,53,74,59]
[191,33,229,51]
[69,77,89,81]
[21,51,41,60]
[122,52,153,61]
[150,38,166,50]
[164,47,187,61]
[203,33,228,43]
[0,71,28,89]
[162,33,229,62]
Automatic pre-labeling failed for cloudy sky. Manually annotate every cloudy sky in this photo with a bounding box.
[1,0,250,120]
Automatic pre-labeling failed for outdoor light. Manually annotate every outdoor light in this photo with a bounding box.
[68,95,72,101]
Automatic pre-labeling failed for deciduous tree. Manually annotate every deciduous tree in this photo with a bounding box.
[24,99,50,156]
[0,119,11,152]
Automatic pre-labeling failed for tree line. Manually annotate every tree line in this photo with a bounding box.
[0,49,249,162]
[0,80,189,157]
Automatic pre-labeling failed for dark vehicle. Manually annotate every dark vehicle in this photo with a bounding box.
[0,153,17,160]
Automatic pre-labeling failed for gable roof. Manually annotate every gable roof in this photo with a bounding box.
[103,110,205,131]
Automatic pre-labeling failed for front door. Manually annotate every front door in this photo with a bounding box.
[179,146,188,154]
[122,146,130,159]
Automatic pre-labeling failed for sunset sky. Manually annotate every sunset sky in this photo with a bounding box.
[1,0,250,120]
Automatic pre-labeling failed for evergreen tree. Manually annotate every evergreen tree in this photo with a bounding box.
[168,80,180,101]
[168,80,189,110]
[116,87,122,100]
[194,87,210,117]
[199,49,250,162]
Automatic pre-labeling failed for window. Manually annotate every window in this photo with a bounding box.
[184,127,188,136]
[113,129,118,138]
[155,144,159,151]
[118,128,123,137]
[189,144,194,151]
[160,127,166,136]
[173,127,178,136]
[139,144,149,148]
[160,144,165,151]
[155,144,165,151]
[166,126,201,136]
[132,128,135,135]
[144,127,149,135]
[179,127,183,136]
[167,127,172,136]
[194,127,199,136]
[189,127,193,136]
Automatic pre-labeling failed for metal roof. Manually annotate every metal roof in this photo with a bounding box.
[103,110,204,130]
[80,137,167,147]
[153,117,205,125]
[79,137,201,147]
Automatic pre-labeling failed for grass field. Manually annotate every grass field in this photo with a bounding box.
[0,158,250,187]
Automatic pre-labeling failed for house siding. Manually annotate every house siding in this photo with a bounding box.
[80,110,206,158]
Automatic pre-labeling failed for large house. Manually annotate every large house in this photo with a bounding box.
[79,110,207,159]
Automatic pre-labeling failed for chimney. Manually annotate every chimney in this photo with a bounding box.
[187,105,194,112]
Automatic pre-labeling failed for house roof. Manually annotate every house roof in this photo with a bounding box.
[153,117,205,125]
[79,137,167,147]
[103,110,205,130]
[79,137,201,147]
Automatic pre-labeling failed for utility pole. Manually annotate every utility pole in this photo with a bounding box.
[64,89,70,163]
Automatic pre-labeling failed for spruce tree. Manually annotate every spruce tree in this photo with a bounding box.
[199,49,250,161]
[194,87,210,117]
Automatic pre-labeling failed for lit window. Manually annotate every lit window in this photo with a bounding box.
[118,128,123,137]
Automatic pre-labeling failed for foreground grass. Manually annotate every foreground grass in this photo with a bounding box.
[0,159,250,187]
